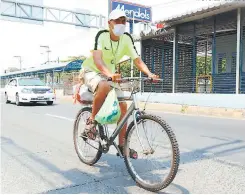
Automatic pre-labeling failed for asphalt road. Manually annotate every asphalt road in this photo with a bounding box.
[1,96,245,194]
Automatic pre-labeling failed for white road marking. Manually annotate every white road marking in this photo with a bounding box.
[45,113,75,122]
[45,113,193,153]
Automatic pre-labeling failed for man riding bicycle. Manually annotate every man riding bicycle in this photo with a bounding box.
[78,9,159,159]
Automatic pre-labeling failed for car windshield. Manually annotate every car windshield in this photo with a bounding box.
[18,78,46,86]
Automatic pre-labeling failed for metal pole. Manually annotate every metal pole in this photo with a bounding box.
[140,39,143,92]
[130,13,135,78]
[205,36,208,93]
[108,0,111,19]
[236,8,241,94]
[19,56,22,70]
[172,27,176,93]
[192,23,196,93]
[212,16,216,93]
[52,70,54,89]
[40,45,50,64]
[14,56,22,70]
[48,51,50,64]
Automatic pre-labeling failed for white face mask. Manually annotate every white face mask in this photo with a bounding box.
[112,24,126,36]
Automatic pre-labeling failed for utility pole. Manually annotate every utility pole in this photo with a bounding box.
[13,56,22,70]
[40,45,51,64]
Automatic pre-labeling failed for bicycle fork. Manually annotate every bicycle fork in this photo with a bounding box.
[133,110,155,155]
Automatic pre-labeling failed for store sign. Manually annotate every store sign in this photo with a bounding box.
[110,0,152,23]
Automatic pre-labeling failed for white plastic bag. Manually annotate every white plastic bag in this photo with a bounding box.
[73,84,93,103]
[95,89,121,124]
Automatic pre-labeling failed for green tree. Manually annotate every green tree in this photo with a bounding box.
[61,55,86,62]
[196,55,212,76]
[117,59,140,77]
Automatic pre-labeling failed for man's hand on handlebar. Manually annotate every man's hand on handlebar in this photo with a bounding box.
[107,73,121,82]
[148,72,160,82]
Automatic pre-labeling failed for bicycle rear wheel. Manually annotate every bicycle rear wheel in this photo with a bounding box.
[124,114,179,192]
[73,107,102,165]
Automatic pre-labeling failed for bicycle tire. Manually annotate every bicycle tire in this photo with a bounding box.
[73,107,103,166]
[124,114,180,192]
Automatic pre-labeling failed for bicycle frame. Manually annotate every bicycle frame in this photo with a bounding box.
[81,77,161,155]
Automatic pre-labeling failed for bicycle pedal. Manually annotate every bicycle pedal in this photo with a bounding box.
[80,134,88,141]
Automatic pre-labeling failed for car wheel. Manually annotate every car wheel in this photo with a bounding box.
[47,101,53,105]
[16,93,22,106]
[5,93,11,104]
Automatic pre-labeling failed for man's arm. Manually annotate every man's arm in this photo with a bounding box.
[133,57,152,76]
[124,33,156,78]
[93,50,113,78]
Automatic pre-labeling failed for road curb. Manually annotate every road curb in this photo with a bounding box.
[56,96,245,120]
[137,102,245,120]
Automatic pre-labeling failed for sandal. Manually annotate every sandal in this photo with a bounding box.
[84,118,97,140]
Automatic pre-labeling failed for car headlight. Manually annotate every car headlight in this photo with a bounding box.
[46,88,53,93]
[21,88,32,93]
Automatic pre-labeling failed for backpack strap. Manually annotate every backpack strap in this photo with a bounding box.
[124,32,139,55]
[94,30,109,50]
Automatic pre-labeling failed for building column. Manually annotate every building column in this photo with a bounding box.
[192,23,197,93]
[212,16,216,93]
[139,39,143,92]
[236,8,241,94]
[172,27,177,93]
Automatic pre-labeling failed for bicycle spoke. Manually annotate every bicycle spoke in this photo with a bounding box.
[142,120,155,151]
[134,114,147,151]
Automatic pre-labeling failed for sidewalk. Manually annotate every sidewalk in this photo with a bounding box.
[57,96,245,120]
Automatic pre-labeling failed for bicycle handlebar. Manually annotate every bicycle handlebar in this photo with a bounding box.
[107,77,163,83]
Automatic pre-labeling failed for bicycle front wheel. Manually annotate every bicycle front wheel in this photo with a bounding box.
[124,114,179,192]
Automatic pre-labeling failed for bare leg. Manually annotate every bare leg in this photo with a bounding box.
[118,102,127,146]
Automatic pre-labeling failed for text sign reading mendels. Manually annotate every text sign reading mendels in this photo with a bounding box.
[111,0,152,23]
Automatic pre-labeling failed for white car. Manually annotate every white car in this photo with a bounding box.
[4,77,55,106]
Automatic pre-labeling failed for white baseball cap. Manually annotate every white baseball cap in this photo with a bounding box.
[109,9,127,21]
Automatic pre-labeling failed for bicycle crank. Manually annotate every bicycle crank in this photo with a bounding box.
[80,135,109,153]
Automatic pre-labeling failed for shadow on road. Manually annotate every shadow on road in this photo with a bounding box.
[1,130,245,194]
[180,138,245,169]
[1,136,189,194]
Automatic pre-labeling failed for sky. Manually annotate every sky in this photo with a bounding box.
[0,0,220,73]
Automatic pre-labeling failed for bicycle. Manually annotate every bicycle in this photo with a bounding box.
[73,77,180,192]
